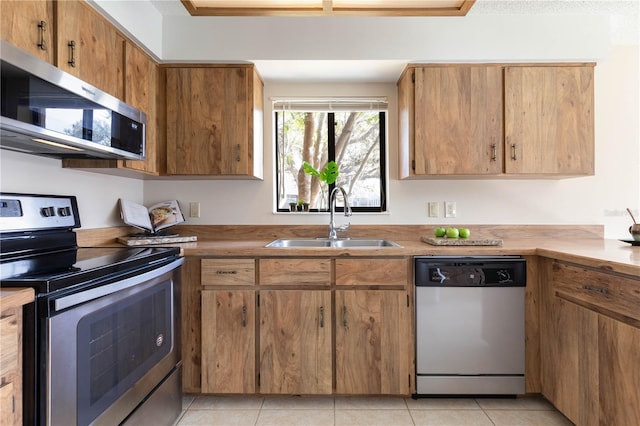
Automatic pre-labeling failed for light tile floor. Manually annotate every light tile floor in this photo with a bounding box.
[176,395,573,426]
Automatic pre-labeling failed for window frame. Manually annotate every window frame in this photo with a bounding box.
[274,110,387,213]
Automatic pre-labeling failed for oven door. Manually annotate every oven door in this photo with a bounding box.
[46,258,182,426]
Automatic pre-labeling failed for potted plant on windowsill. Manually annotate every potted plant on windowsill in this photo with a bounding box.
[296,200,310,212]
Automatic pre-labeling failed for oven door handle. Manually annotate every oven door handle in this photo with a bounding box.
[54,258,184,311]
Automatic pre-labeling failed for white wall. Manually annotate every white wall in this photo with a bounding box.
[1,4,637,239]
[0,151,144,229]
[144,45,639,239]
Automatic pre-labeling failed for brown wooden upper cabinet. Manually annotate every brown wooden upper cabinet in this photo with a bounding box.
[1,0,55,64]
[165,65,264,178]
[56,0,125,100]
[398,64,595,178]
[120,42,163,175]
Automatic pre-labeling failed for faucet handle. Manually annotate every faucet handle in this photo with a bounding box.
[337,222,351,232]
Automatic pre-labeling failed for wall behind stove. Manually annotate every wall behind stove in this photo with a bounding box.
[0,150,143,229]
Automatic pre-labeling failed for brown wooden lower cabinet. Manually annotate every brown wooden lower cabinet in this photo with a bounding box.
[194,257,413,396]
[201,289,256,393]
[540,258,640,425]
[259,290,332,394]
[335,290,411,395]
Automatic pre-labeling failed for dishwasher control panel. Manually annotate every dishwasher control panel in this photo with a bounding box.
[414,256,526,287]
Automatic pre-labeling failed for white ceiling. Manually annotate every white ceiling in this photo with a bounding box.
[146,0,638,82]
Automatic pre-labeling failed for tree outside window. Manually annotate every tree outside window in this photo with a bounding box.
[275,100,387,213]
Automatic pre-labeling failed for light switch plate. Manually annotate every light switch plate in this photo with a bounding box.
[428,202,439,217]
[189,202,201,218]
[444,201,457,218]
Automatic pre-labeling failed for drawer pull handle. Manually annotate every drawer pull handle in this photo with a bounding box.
[491,143,497,161]
[241,305,247,327]
[319,306,324,328]
[38,21,47,51]
[216,270,237,275]
[583,284,608,295]
[511,143,518,161]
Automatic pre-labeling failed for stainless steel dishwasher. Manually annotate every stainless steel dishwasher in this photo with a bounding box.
[414,256,527,396]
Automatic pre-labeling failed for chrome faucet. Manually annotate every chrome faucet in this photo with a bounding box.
[328,186,352,240]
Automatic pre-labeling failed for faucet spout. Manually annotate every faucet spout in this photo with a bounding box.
[328,186,352,240]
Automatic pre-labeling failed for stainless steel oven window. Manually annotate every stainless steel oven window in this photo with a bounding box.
[76,280,172,425]
[47,264,180,426]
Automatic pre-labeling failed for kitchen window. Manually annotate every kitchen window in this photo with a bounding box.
[274,98,387,212]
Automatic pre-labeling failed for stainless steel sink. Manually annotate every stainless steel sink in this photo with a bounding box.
[265,238,402,248]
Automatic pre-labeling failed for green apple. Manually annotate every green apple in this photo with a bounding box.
[434,227,446,237]
[445,227,459,238]
[458,228,471,239]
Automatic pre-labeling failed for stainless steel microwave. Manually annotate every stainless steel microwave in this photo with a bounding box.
[0,40,146,160]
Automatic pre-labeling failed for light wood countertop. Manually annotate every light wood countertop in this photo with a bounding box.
[178,238,639,277]
[0,287,35,310]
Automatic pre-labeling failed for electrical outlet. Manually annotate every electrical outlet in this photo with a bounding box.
[189,202,200,218]
[428,202,439,218]
[444,201,457,218]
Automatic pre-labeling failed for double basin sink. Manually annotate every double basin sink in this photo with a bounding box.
[265,238,402,248]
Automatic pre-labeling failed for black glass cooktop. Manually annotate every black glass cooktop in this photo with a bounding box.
[0,246,180,293]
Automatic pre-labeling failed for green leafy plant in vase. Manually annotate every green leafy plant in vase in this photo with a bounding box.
[303,160,339,185]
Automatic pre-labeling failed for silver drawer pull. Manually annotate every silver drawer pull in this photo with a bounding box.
[582,284,608,295]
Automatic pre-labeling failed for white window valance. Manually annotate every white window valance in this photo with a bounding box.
[271,97,388,112]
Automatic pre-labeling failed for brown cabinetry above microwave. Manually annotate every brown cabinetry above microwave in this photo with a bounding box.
[398,64,594,178]
[1,0,55,65]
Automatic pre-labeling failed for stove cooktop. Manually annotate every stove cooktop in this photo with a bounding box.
[0,246,181,293]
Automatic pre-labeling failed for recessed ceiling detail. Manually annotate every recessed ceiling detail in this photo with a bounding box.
[180,0,476,16]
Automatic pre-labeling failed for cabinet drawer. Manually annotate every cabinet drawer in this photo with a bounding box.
[0,313,18,378]
[201,259,255,286]
[259,259,330,286]
[552,261,640,323]
[335,259,408,286]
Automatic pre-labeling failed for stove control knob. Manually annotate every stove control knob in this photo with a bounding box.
[58,207,72,217]
[40,206,55,217]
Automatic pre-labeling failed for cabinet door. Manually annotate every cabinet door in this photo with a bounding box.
[121,42,161,174]
[505,66,594,175]
[540,261,580,424]
[598,316,640,426]
[56,0,125,99]
[166,66,255,176]
[0,309,21,425]
[201,290,256,393]
[412,66,503,175]
[335,290,410,395]
[1,0,55,64]
[259,290,332,394]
